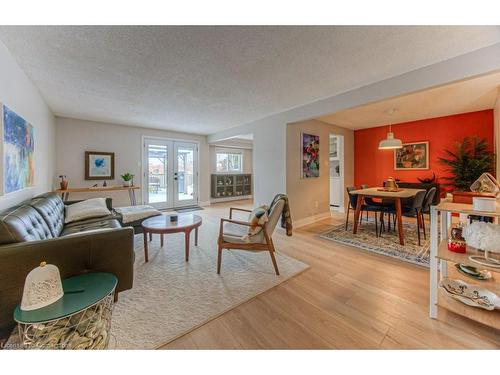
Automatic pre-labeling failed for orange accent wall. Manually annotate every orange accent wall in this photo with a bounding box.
[354,110,494,192]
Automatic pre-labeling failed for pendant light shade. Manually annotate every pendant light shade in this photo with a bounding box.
[379,108,402,150]
[378,131,403,149]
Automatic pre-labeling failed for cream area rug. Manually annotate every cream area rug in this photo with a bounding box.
[320,220,430,267]
[109,222,309,349]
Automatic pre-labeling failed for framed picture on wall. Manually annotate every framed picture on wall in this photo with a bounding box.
[85,151,115,180]
[1,103,35,194]
[394,141,429,170]
[302,132,320,178]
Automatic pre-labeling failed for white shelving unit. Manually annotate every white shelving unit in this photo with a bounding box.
[430,199,500,330]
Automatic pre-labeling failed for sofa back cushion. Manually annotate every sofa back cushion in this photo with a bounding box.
[30,193,65,237]
[0,206,53,244]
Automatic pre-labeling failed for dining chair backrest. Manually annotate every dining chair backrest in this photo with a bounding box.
[408,190,427,211]
[422,186,437,212]
[346,186,358,209]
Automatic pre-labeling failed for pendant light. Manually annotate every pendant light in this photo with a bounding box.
[378,108,402,150]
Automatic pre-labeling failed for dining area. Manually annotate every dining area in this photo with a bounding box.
[344,179,437,246]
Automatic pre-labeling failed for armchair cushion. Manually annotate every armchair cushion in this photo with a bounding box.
[223,221,264,244]
[244,205,269,240]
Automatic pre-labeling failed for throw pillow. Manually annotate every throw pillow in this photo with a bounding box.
[65,198,112,224]
[242,205,269,242]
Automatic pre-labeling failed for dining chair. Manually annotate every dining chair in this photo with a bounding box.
[420,186,437,239]
[346,186,382,236]
[378,190,427,245]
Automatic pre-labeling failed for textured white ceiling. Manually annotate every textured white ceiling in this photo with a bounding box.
[0,26,499,135]
[318,71,500,129]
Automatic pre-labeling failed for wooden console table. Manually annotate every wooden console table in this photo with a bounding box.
[54,186,140,205]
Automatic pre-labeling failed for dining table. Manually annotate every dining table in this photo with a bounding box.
[350,187,426,245]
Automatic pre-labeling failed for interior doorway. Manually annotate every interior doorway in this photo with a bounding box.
[329,134,344,212]
[142,137,199,209]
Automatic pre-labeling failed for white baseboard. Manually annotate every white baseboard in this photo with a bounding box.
[210,195,252,204]
[199,201,211,207]
[294,211,333,228]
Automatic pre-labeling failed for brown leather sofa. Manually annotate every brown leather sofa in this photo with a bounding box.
[0,192,134,340]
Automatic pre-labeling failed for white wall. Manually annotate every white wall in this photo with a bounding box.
[55,117,210,207]
[0,40,55,211]
[209,43,500,215]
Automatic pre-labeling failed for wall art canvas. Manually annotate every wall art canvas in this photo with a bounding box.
[2,104,35,194]
[302,132,320,178]
[394,141,429,170]
[85,151,115,180]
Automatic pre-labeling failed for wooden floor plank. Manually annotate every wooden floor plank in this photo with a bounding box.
[160,200,500,349]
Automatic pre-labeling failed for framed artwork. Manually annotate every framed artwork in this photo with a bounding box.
[394,141,429,170]
[302,132,320,178]
[2,104,35,194]
[85,151,115,180]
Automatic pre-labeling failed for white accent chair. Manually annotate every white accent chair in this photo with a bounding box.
[217,199,285,275]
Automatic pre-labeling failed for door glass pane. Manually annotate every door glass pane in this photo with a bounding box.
[177,147,194,201]
[148,144,168,203]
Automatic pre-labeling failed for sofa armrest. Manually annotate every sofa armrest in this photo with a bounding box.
[0,226,134,336]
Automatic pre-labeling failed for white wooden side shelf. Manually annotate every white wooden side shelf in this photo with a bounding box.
[430,199,500,330]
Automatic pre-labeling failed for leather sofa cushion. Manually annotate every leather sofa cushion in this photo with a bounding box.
[30,193,65,237]
[0,206,53,244]
[60,218,122,236]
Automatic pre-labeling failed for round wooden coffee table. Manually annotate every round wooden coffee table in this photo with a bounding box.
[141,214,202,262]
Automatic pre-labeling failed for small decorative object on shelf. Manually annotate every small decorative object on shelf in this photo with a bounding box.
[463,222,500,268]
[13,273,117,349]
[470,172,499,195]
[21,262,64,311]
[454,263,492,281]
[103,180,107,187]
[439,278,499,311]
[58,175,68,190]
[170,214,178,222]
[472,197,497,212]
[448,223,466,253]
[120,172,134,187]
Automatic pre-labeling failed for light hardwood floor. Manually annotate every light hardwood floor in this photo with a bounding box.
[160,200,500,349]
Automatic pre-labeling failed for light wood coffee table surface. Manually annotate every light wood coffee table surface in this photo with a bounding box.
[141,214,202,262]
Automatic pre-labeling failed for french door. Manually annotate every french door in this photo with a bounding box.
[143,138,198,209]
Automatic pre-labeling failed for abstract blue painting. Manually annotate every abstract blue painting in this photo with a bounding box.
[2,105,34,194]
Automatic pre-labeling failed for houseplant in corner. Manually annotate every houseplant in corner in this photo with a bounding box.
[438,136,495,203]
[121,172,134,187]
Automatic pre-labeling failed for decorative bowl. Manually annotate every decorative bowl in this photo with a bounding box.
[439,278,499,310]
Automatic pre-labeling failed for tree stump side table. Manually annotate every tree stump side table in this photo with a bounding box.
[13,272,117,350]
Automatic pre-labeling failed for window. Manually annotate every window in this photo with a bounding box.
[216,151,242,172]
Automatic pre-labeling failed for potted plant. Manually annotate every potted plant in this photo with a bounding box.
[438,136,495,202]
[120,172,134,187]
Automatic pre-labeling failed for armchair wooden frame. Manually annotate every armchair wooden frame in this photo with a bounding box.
[217,207,280,275]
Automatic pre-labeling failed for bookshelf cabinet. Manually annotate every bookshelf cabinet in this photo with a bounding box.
[211,174,252,199]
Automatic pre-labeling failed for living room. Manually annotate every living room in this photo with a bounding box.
[1,2,499,373]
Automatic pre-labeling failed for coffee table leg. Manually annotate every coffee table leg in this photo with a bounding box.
[185,230,190,262]
[160,233,164,247]
[195,227,198,246]
[143,230,149,262]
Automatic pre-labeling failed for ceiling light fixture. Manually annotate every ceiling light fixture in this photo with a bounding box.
[378,108,402,150]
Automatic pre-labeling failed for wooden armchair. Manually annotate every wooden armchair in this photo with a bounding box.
[217,200,286,275]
